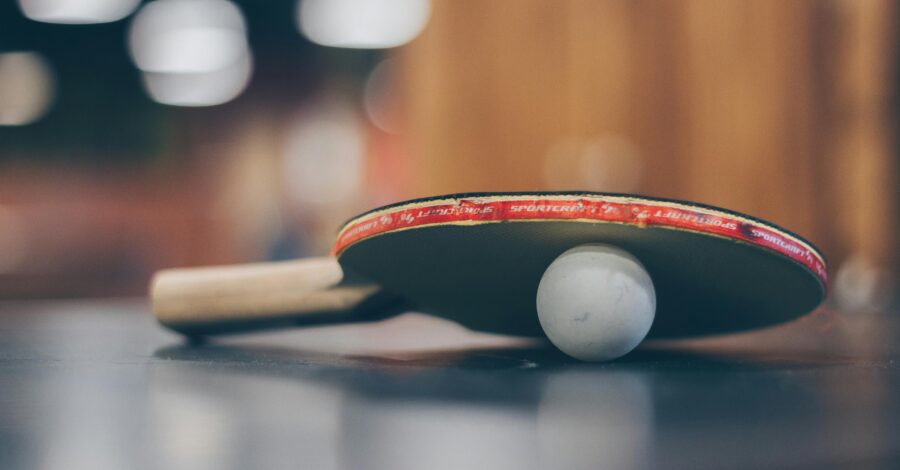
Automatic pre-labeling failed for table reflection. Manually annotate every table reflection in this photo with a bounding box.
[2,302,898,469]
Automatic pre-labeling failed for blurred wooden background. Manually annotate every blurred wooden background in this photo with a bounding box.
[396,0,897,291]
[0,0,895,303]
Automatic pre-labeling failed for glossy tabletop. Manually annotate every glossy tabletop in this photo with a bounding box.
[1,299,898,469]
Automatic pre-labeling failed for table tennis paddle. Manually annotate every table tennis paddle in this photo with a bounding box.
[151,192,827,341]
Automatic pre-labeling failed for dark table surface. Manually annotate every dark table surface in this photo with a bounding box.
[1,299,898,469]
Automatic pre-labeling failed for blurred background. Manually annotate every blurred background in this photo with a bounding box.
[0,0,896,310]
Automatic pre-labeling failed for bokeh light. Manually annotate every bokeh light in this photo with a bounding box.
[128,0,252,106]
[543,136,643,193]
[283,99,364,208]
[0,52,55,126]
[141,53,252,107]
[834,253,894,312]
[128,0,247,74]
[17,0,140,24]
[364,58,402,134]
[297,0,431,49]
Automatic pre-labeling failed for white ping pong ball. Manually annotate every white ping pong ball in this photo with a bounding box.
[536,244,656,361]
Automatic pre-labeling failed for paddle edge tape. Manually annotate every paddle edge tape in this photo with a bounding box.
[331,192,828,293]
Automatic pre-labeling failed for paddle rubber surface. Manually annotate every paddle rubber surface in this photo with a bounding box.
[331,192,827,339]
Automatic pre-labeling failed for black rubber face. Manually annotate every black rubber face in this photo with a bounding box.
[338,220,826,339]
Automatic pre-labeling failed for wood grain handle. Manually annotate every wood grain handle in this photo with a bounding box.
[150,257,396,336]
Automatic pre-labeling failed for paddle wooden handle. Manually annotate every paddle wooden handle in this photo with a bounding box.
[151,257,391,336]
